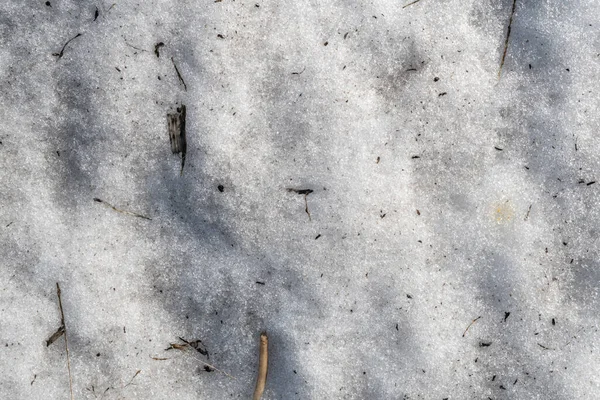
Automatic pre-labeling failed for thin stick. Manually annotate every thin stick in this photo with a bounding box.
[498,0,517,79]
[124,41,149,53]
[56,283,74,400]
[462,316,481,337]
[402,0,421,8]
[93,198,151,220]
[171,57,187,91]
[304,194,311,221]
[253,332,268,400]
[53,33,82,60]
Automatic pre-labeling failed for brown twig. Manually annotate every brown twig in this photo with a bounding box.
[253,332,269,400]
[56,283,74,400]
[462,316,482,337]
[498,0,517,79]
[93,198,152,220]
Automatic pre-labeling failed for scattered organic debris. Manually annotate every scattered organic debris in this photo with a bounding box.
[402,0,422,8]
[462,316,482,337]
[93,7,99,21]
[499,0,518,79]
[154,42,165,58]
[253,332,269,400]
[47,283,74,400]
[479,341,492,347]
[162,338,233,378]
[504,312,511,322]
[286,188,313,221]
[52,33,82,60]
[93,198,151,220]
[167,105,187,175]
[167,337,209,357]
[30,374,37,385]
[171,57,187,91]
[494,146,503,151]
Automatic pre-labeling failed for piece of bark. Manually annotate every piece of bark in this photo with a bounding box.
[167,105,187,175]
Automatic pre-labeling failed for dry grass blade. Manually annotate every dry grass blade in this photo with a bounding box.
[253,332,269,400]
[499,0,518,79]
[462,316,482,337]
[55,283,74,400]
[124,370,141,387]
[93,198,151,220]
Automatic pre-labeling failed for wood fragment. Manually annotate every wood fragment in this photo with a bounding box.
[171,57,187,91]
[498,0,517,79]
[52,33,82,60]
[524,204,532,221]
[93,198,152,220]
[286,188,313,221]
[30,374,37,386]
[253,332,268,400]
[402,0,422,8]
[46,325,65,346]
[462,316,481,337]
[154,42,165,58]
[167,105,187,175]
[54,283,74,400]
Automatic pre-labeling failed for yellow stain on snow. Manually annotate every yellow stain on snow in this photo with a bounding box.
[493,200,514,224]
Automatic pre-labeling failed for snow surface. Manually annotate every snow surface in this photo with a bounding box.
[1,0,600,398]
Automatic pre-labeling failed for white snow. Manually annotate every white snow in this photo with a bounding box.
[1,0,600,398]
